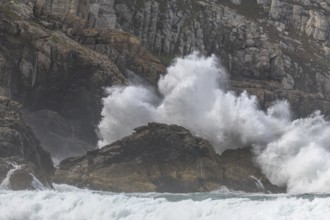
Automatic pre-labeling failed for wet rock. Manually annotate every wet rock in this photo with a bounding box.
[218,148,280,193]
[54,123,282,193]
[9,169,34,190]
[0,96,54,190]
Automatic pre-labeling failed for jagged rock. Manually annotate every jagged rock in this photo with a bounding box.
[54,123,282,193]
[0,96,54,190]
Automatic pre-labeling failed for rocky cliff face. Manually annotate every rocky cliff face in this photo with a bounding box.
[30,0,330,117]
[0,0,124,156]
[0,96,54,190]
[3,0,330,141]
[0,0,164,161]
[111,0,330,110]
[54,123,281,193]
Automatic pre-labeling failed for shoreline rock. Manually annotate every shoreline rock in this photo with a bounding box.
[54,123,283,193]
[0,96,54,190]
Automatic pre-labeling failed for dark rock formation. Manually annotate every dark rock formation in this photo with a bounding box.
[0,1,124,148]
[9,169,34,190]
[0,2,126,144]
[0,96,54,190]
[54,123,281,193]
[0,0,164,161]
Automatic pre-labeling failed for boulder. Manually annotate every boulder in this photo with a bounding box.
[9,169,34,190]
[54,123,282,193]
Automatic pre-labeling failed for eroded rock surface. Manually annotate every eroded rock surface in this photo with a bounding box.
[54,123,281,193]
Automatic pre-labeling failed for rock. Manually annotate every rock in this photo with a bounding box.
[74,28,165,85]
[0,96,54,190]
[9,169,34,190]
[54,123,282,193]
[0,0,125,154]
[0,0,164,155]
[4,0,330,112]
[2,0,330,192]
[218,149,280,193]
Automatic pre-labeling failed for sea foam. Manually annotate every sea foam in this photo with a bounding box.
[0,185,329,220]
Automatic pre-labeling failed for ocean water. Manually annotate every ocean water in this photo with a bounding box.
[1,184,330,220]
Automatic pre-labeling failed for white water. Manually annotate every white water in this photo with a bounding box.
[0,163,46,190]
[98,53,330,193]
[0,184,330,220]
[0,163,21,190]
[250,176,265,191]
[30,173,48,190]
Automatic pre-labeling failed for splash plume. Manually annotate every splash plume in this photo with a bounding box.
[98,53,330,193]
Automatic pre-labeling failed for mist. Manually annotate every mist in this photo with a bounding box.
[98,53,330,193]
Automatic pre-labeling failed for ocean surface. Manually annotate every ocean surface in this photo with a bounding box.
[1,184,330,220]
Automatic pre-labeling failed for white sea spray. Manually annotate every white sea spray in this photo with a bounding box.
[98,52,330,193]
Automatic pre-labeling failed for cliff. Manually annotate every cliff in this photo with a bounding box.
[111,0,330,117]
[3,0,330,150]
[1,0,330,191]
[30,0,330,117]
[0,0,164,161]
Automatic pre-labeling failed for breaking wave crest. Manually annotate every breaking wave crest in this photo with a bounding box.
[98,53,330,193]
[1,185,330,220]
